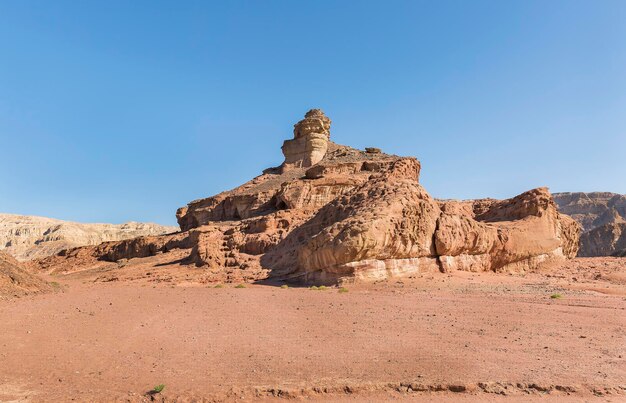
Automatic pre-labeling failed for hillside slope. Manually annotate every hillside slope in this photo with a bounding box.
[0,251,51,298]
[554,192,626,256]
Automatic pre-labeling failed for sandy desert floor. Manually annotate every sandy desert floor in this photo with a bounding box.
[0,258,625,402]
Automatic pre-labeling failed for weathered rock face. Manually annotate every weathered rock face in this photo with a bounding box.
[558,214,583,259]
[554,192,626,231]
[436,188,579,274]
[579,223,626,257]
[0,251,51,298]
[176,140,398,231]
[38,109,581,285]
[281,109,331,170]
[260,174,578,283]
[554,192,626,256]
[0,214,178,261]
[88,232,191,262]
[260,158,438,283]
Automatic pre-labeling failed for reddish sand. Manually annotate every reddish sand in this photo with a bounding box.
[0,258,625,402]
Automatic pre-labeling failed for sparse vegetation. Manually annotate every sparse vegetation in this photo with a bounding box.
[235,284,246,289]
[214,284,224,288]
[152,384,165,394]
[280,284,289,289]
[338,287,349,293]
[309,286,319,290]
[318,285,327,291]
[49,281,61,289]
[550,293,562,299]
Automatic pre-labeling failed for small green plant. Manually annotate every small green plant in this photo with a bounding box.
[152,384,165,394]
[49,281,61,288]
[550,293,562,299]
[309,286,319,290]
[318,285,327,291]
[280,284,289,289]
[338,287,349,293]
[235,284,246,289]
[214,284,224,288]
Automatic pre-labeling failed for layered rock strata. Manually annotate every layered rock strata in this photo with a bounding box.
[281,109,331,170]
[37,110,580,284]
[0,213,177,261]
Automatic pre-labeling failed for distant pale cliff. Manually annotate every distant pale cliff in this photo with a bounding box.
[553,192,626,257]
[0,213,177,261]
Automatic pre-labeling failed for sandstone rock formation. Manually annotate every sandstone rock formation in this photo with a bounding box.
[281,109,331,170]
[0,251,51,298]
[36,109,580,285]
[554,192,626,256]
[0,213,177,261]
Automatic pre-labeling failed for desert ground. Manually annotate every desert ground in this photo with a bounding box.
[1,112,624,402]
[3,1,625,401]
[1,257,624,402]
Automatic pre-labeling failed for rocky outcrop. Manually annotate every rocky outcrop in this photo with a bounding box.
[260,159,439,283]
[281,109,331,170]
[0,214,177,261]
[0,251,51,298]
[260,168,578,283]
[554,192,626,256]
[558,214,582,258]
[176,131,397,231]
[38,109,580,285]
[436,189,579,274]
[88,232,190,262]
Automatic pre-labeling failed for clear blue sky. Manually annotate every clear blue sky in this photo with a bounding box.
[1,1,624,226]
